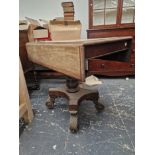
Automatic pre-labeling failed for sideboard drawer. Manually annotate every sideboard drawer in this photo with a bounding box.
[88,59,132,72]
[85,40,131,59]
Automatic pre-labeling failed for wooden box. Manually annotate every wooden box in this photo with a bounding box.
[49,20,81,40]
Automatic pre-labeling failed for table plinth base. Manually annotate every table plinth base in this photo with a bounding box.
[45,86,104,133]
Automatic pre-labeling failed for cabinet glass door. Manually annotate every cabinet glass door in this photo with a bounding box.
[93,0,105,25]
[121,0,135,23]
[93,0,118,25]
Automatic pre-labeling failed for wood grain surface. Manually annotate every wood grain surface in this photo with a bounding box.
[26,44,85,81]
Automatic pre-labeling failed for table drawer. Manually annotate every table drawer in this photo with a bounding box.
[85,40,131,59]
[88,59,132,72]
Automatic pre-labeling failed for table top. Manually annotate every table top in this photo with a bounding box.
[27,36,132,46]
[26,37,132,81]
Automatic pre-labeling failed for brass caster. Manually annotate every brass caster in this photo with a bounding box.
[45,97,54,109]
[69,113,78,133]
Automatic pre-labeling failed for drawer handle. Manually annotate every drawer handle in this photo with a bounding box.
[130,64,135,67]
[125,42,128,47]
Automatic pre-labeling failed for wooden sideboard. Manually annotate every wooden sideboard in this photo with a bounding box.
[19,30,39,89]
[19,30,33,73]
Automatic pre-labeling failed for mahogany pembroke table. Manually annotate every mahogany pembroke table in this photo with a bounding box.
[26,36,132,132]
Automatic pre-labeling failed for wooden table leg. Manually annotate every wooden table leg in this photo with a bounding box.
[45,78,104,133]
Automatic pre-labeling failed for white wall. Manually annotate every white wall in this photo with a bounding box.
[19,0,88,38]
